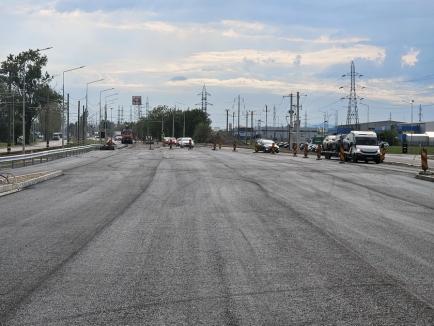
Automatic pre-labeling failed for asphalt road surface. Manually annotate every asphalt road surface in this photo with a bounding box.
[1,145,433,325]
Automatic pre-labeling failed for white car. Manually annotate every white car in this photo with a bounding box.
[179,137,195,148]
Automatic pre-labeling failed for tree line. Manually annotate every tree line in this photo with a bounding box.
[0,50,61,145]
[133,105,212,142]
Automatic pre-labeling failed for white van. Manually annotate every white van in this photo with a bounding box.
[52,132,63,140]
[343,131,381,163]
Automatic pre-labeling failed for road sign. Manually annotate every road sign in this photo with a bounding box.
[132,96,142,106]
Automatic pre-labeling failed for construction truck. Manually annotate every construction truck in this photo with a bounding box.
[121,128,134,144]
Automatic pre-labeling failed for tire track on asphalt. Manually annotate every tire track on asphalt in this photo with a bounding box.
[0,152,163,325]
[224,149,434,211]
[203,149,434,314]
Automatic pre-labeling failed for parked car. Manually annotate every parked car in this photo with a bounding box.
[255,139,279,153]
[170,137,177,145]
[179,137,195,148]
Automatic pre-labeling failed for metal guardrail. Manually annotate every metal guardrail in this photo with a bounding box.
[0,145,99,168]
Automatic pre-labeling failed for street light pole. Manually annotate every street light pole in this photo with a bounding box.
[99,88,114,142]
[104,93,118,140]
[411,99,414,124]
[62,65,85,148]
[85,78,104,142]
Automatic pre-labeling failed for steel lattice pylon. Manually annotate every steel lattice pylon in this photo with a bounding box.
[345,61,360,130]
[197,85,212,113]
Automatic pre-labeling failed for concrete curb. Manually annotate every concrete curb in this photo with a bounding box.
[382,161,421,168]
[415,172,434,182]
[0,170,63,197]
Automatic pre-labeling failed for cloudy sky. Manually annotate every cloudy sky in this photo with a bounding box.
[1,0,434,128]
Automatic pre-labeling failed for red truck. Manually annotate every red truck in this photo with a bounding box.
[121,128,134,144]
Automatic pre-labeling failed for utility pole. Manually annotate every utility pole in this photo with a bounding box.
[245,111,248,144]
[232,112,235,137]
[265,105,268,139]
[172,107,175,137]
[77,101,80,145]
[83,105,86,143]
[11,92,15,148]
[273,105,276,139]
[104,104,107,141]
[225,109,229,132]
[251,111,254,141]
[304,110,308,129]
[237,95,240,140]
[45,87,49,148]
[66,93,70,144]
[183,111,186,137]
[296,92,300,145]
[419,104,422,122]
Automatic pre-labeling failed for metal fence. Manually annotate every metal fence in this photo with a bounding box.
[0,145,99,169]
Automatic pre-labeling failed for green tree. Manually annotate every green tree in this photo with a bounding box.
[134,106,211,141]
[193,122,213,143]
[0,49,61,144]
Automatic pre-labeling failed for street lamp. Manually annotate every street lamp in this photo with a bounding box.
[83,78,104,143]
[99,88,114,137]
[402,99,415,123]
[21,46,53,154]
[62,65,85,147]
[104,93,118,140]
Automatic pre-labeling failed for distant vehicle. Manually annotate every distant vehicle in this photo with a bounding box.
[179,137,194,148]
[162,137,171,145]
[176,138,182,147]
[321,135,342,159]
[378,141,390,148]
[52,132,62,140]
[308,143,317,152]
[255,139,279,153]
[343,131,381,163]
[114,135,122,142]
[170,137,177,145]
[121,128,133,144]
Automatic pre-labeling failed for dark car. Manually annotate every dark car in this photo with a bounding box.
[255,139,279,153]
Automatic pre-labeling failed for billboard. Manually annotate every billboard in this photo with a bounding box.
[132,96,142,106]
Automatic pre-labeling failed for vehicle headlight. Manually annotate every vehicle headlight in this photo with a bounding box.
[356,148,361,153]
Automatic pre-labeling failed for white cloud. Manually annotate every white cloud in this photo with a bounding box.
[183,45,385,71]
[401,48,420,67]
